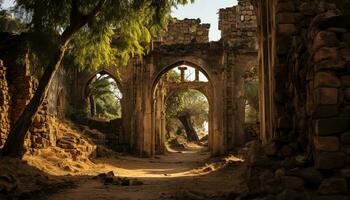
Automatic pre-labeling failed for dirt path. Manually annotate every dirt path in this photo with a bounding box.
[46,146,248,200]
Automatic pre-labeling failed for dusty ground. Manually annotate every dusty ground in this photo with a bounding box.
[40,145,248,200]
[1,120,248,200]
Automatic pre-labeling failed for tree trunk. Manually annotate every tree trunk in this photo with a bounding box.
[89,95,96,117]
[0,31,75,158]
[178,114,199,142]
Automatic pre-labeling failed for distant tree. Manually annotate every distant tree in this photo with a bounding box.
[0,10,26,33]
[87,75,121,119]
[1,0,194,158]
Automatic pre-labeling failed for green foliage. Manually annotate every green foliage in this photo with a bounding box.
[66,105,89,124]
[244,80,259,112]
[166,89,209,132]
[0,10,26,33]
[12,0,195,72]
[88,75,122,119]
[243,80,259,123]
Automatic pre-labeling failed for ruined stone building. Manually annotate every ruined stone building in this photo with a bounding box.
[1,0,350,198]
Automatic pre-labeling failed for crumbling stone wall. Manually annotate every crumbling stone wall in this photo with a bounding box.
[219,0,257,46]
[0,60,10,147]
[161,18,210,45]
[0,34,60,151]
[250,0,350,197]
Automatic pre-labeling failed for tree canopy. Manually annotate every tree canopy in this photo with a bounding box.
[12,0,194,70]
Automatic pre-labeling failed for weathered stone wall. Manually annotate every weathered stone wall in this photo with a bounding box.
[219,0,257,45]
[0,34,60,151]
[0,60,10,147]
[161,18,210,45]
[251,0,350,197]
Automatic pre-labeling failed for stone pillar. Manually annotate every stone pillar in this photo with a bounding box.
[178,66,187,82]
[195,69,200,81]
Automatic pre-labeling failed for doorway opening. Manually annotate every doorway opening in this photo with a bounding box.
[152,65,212,154]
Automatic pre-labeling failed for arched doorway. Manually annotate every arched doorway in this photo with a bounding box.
[84,70,123,120]
[152,64,214,155]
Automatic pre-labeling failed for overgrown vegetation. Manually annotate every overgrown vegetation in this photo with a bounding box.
[87,74,122,120]
[0,0,195,158]
[163,69,209,139]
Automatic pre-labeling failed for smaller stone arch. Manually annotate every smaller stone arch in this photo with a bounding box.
[83,69,123,100]
[151,58,214,97]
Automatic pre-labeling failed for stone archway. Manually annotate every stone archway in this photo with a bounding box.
[151,66,213,154]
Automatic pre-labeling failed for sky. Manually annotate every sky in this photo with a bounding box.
[171,0,237,41]
[1,0,237,41]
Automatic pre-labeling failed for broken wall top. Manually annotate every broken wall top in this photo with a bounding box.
[160,18,210,45]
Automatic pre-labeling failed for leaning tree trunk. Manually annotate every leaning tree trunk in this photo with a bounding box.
[0,0,106,158]
[0,29,76,158]
[89,95,96,117]
[178,114,199,142]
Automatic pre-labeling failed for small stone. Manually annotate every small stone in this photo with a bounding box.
[340,169,350,178]
[341,76,350,87]
[313,47,339,63]
[314,87,338,105]
[340,48,350,61]
[315,152,345,170]
[265,143,278,156]
[120,178,130,186]
[313,31,339,50]
[278,24,297,35]
[314,137,339,152]
[280,145,295,157]
[314,72,341,88]
[318,178,347,195]
[344,88,350,101]
[280,176,304,191]
[315,118,349,136]
[340,132,350,145]
[277,189,305,200]
[293,168,323,189]
[275,168,286,179]
[315,60,346,71]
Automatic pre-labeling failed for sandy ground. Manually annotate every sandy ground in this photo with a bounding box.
[43,145,248,200]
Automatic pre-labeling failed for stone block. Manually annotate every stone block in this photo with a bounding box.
[277,2,296,12]
[314,72,341,88]
[340,132,350,145]
[313,47,339,63]
[318,178,348,195]
[278,24,297,35]
[280,176,304,191]
[314,136,339,152]
[315,118,349,136]
[340,48,350,61]
[315,152,345,170]
[344,88,350,101]
[315,60,346,71]
[276,13,299,24]
[313,105,338,118]
[314,87,338,105]
[341,75,350,87]
[313,31,339,50]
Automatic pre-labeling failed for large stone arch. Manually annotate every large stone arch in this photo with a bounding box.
[152,66,213,154]
[162,84,213,153]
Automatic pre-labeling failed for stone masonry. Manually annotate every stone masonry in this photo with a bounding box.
[161,18,210,45]
[0,60,10,147]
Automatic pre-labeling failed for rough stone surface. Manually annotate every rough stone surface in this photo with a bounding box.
[315,152,345,170]
[318,178,348,195]
[315,118,349,136]
[314,137,340,152]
